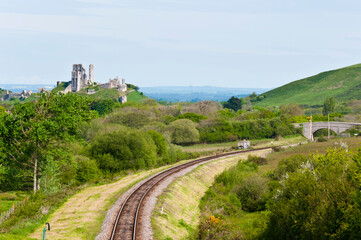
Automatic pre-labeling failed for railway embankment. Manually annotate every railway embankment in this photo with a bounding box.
[151,149,272,240]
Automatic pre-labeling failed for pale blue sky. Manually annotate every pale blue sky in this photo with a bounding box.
[1,0,361,88]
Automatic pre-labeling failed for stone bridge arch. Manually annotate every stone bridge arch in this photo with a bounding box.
[293,121,361,140]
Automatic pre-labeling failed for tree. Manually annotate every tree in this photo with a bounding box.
[280,103,304,116]
[0,92,95,192]
[223,96,244,111]
[166,119,199,145]
[322,97,335,115]
[90,99,116,116]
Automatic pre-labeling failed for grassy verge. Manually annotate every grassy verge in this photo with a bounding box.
[25,156,215,240]
[152,149,272,240]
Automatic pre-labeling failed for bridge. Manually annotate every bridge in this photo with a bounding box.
[293,121,361,140]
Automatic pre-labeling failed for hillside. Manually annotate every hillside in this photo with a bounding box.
[256,63,361,106]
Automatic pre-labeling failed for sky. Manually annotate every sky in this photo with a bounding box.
[1,0,361,88]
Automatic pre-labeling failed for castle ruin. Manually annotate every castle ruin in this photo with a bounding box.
[1,63,129,103]
[71,64,91,92]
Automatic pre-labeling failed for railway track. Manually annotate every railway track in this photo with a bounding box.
[110,146,274,240]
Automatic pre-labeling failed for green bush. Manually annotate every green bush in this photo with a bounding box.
[89,129,158,171]
[235,174,269,212]
[264,148,361,239]
[167,119,199,145]
[199,117,299,143]
[176,112,207,123]
[75,156,100,183]
[90,99,117,116]
[247,155,267,165]
[271,154,309,180]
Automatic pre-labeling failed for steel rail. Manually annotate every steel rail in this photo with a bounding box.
[110,146,274,240]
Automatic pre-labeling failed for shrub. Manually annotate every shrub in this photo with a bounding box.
[235,174,269,212]
[271,154,309,180]
[317,136,327,142]
[166,119,199,145]
[176,112,207,123]
[247,155,267,165]
[75,155,100,183]
[90,99,116,116]
[265,148,361,239]
[89,129,158,171]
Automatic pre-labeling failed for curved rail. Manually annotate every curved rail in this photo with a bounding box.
[110,146,273,240]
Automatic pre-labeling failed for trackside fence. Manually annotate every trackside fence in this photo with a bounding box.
[0,197,29,225]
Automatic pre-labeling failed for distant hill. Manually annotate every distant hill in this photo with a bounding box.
[140,86,269,102]
[0,84,53,93]
[257,63,361,106]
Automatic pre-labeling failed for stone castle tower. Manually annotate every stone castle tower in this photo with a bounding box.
[89,64,94,84]
[71,64,93,92]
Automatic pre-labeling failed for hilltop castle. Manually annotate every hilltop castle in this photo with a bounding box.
[1,64,128,102]
[58,64,127,95]
[71,64,93,92]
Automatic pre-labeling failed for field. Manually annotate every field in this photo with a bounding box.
[256,63,361,106]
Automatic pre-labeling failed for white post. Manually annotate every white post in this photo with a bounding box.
[309,116,313,141]
[328,113,330,139]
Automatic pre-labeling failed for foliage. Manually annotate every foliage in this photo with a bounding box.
[176,112,207,123]
[223,96,244,111]
[75,155,100,183]
[323,96,336,115]
[249,92,266,103]
[313,128,337,137]
[271,154,309,180]
[235,174,269,212]
[247,155,267,165]
[264,148,361,239]
[0,92,96,192]
[166,119,200,145]
[198,160,265,239]
[280,103,304,116]
[90,99,118,116]
[147,130,167,156]
[199,117,299,143]
[108,111,150,128]
[89,129,158,171]
[289,113,343,123]
[0,106,6,113]
[126,83,139,91]
[51,82,70,92]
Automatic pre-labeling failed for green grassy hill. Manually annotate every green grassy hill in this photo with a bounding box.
[256,63,361,106]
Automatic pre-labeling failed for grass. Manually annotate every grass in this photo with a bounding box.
[25,156,216,240]
[259,136,361,175]
[77,88,121,101]
[127,91,147,102]
[52,82,70,92]
[0,192,30,212]
[151,149,272,240]
[256,63,361,106]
